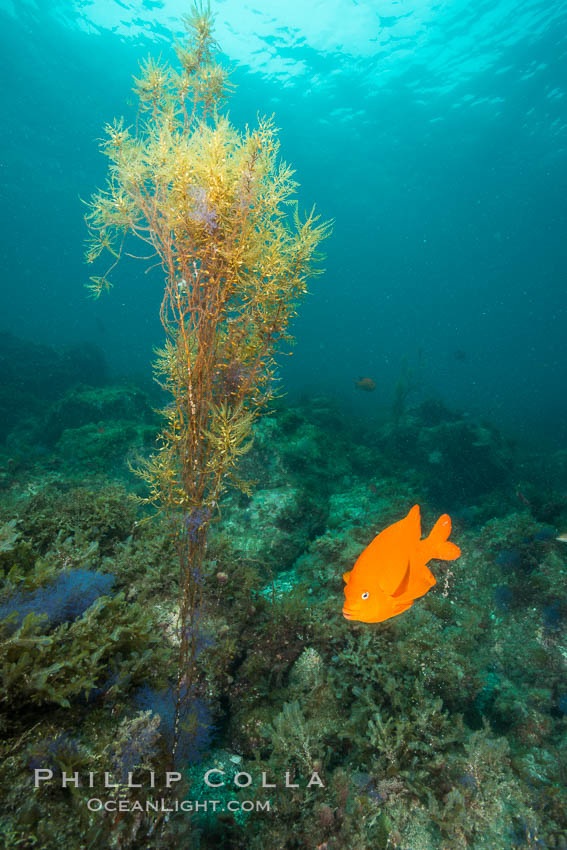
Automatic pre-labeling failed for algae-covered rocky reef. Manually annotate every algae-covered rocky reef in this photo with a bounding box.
[0,336,566,849]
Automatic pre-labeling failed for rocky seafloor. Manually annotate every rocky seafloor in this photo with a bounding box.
[1,334,566,850]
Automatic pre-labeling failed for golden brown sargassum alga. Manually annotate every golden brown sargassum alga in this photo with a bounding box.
[84,1,331,762]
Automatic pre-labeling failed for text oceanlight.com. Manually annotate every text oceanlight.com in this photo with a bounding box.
[86,798,271,813]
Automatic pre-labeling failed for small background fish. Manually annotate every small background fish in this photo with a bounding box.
[355,376,376,392]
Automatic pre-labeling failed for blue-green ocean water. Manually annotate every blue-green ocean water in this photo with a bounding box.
[1,0,566,445]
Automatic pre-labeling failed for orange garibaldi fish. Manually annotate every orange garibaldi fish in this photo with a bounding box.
[342,505,461,624]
